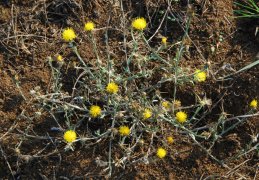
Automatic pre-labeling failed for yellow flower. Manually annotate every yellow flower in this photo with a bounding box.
[162,101,170,109]
[106,82,119,94]
[57,55,63,62]
[84,22,95,31]
[167,136,174,144]
[143,109,152,120]
[119,126,130,136]
[89,105,101,118]
[194,70,207,82]
[176,111,187,123]
[132,17,147,30]
[63,130,77,143]
[62,28,76,42]
[250,99,258,109]
[156,147,167,158]
[161,37,167,45]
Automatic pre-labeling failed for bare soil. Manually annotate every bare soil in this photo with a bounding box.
[0,0,258,179]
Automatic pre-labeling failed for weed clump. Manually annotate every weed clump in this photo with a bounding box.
[26,12,258,177]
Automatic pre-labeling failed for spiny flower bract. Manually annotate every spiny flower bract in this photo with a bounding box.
[89,105,101,118]
[132,17,147,30]
[156,147,167,158]
[84,22,95,31]
[250,99,258,109]
[62,28,76,42]
[173,100,181,108]
[106,82,119,94]
[143,109,152,120]
[176,111,187,123]
[119,126,130,136]
[64,130,77,143]
[194,70,207,82]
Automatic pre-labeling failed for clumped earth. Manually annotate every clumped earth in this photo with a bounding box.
[0,0,258,179]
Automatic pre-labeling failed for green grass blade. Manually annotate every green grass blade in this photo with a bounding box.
[235,59,259,74]
[221,59,259,79]
[234,1,258,12]
[248,0,259,11]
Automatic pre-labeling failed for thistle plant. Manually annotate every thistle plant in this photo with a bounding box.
[26,13,259,177]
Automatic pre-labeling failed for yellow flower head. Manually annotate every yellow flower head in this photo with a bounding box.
[62,28,76,42]
[89,105,101,118]
[119,126,130,136]
[194,70,207,82]
[250,99,258,109]
[143,109,152,120]
[64,130,77,143]
[57,55,63,62]
[156,147,167,158]
[106,82,119,94]
[132,17,147,30]
[176,111,187,123]
[161,37,167,45]
[167,136,174,144]
[84,22,95,31]
[162,101,170,109]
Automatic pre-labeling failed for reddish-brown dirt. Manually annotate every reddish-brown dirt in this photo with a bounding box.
[0,0,258,179]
